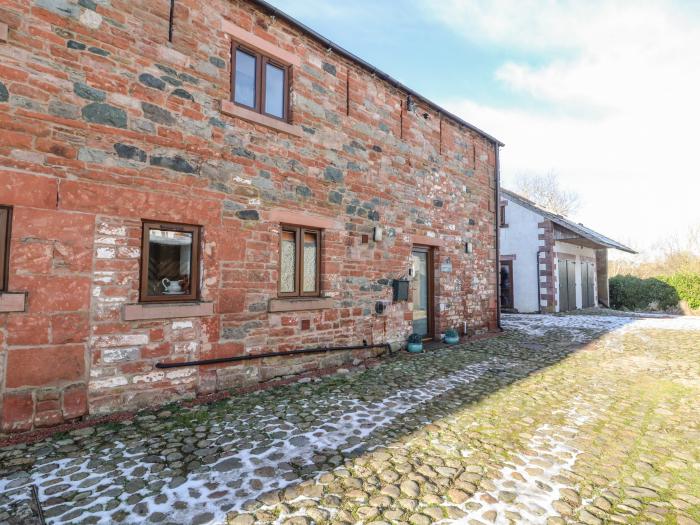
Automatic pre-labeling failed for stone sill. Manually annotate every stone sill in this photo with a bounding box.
[0,292,27,313]
[123,301,214,321]
[0,22,8,43]
[221,100,303,137]
[269,297,336,313]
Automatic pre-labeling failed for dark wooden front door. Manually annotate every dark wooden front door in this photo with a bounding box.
[558,259,577,311]
[411,247,434,340]
[500,260,514,311]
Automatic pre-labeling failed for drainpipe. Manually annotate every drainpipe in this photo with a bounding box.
[155,342,392,369]
[536,251,542,314]
[494,144,502,331]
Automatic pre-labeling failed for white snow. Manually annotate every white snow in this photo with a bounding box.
[0,358,503,525]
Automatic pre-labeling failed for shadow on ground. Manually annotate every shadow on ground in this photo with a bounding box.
[0,313,640,525]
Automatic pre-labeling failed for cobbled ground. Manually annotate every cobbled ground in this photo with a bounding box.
[1,311,699,525]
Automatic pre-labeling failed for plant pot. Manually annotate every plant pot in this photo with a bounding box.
[444,335,459,345]
[407,342,423,353]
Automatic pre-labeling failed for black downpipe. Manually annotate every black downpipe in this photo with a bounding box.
[168,0,175,42]
[494,144,503,331]
[155,342,392,369]
[537,251,543,314]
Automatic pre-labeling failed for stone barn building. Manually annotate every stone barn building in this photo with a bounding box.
[0,0,502,432]
[499,189,635,314]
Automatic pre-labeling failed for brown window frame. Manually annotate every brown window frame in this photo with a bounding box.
[278,225,321,298]
[0,206,11,292]
[139,220,201,303]
[499,204,508,227]
[231,41,291,123]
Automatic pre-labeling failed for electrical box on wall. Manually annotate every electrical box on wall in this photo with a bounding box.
[392,279,409,302]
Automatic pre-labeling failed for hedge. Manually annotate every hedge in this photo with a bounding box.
[610,273,700,311]
[609,275,679,311]
[658,273,700,310]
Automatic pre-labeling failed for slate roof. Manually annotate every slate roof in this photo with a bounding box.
[502,189,637,254]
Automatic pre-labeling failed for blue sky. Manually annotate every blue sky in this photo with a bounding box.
[268,0,700,259]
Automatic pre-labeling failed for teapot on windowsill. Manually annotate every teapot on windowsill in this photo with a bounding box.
[162,278,185,295]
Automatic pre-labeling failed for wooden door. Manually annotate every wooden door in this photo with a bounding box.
[558,259,577,312]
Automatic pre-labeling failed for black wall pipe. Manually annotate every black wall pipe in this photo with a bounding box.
[494,144,503,331]
[155,342,391,369]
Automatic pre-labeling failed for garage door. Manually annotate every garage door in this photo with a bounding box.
[581,262,595,308]
[558,259,577,312]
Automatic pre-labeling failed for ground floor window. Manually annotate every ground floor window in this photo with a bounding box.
[279,226,320,297]
[140,221,200,302]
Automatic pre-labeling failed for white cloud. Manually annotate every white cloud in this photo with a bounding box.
[417,0,700,256]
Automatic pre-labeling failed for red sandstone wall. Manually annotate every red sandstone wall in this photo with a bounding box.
[0,0,499,432]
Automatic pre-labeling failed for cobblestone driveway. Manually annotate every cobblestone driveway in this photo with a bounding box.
[1,312,699,525]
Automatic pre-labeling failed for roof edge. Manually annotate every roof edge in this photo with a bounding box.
[249,0,505,147]
[501,188,637,254]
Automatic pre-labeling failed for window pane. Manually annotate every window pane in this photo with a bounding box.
[280,230,296,293]
[264,62,285,118]
[234,49,257,108]
[303,231,317,293]
[147,229,193,297]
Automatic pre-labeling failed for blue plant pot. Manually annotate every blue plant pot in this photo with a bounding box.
[444,335,459,345]
[407,342,423,353]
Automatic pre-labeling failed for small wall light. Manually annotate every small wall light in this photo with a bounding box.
[465,241,473,254]
[406,95,416,113]
[373,226,383,242]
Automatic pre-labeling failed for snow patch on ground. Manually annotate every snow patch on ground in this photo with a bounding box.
[444,400,595,524]
[503,313,700,341]
[0,358,502,525]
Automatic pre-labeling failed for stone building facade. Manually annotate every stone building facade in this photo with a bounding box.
[0,0,501,432]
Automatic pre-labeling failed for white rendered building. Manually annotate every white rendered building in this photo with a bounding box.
[499,189,636,313]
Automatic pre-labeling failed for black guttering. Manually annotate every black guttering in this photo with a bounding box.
[249,0,505,147]
[494,144,502,330]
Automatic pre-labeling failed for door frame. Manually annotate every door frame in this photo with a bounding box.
[411,245,435,341]
[499,259,514,312]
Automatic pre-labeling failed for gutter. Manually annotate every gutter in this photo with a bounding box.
[249,0,505,148]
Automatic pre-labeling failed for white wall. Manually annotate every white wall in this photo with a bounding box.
[553,241,598,312]
[499,197,543,313]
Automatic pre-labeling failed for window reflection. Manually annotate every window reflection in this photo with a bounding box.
[234,49,256,108]
[264,62,285,118]
[147,229,193,297]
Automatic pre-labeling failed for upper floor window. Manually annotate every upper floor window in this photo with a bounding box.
[232,43,289,122]
[140,221,200,302]
[0,206,11,291]
[499,204,507,227]
[279,226,320,297]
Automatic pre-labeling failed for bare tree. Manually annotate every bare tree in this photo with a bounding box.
[514,171,581,216]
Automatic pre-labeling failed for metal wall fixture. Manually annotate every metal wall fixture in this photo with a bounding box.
[406,95,416,113]
[373,226,383,242]
[156,341,392,368]
[465,241,473,254]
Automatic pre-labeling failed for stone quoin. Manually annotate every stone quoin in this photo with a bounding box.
[0,0,502,432]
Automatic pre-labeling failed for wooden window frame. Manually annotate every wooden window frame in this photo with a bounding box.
[0,206,11,292]
[231,41,290,123]
[278,225,321,298]
[499,204,508,228]
[139,220,201,303]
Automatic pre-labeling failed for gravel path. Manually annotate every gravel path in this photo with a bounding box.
[2,311,699,524]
